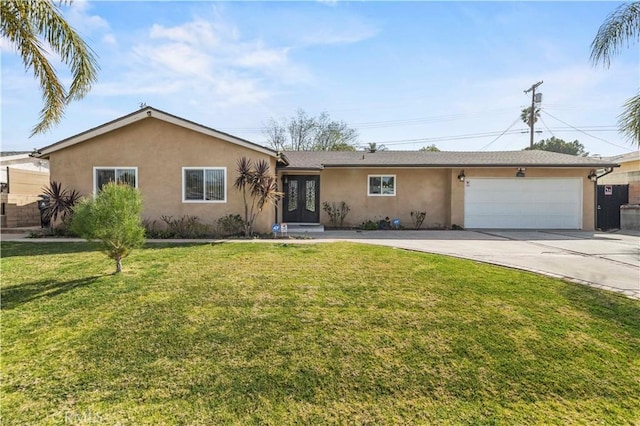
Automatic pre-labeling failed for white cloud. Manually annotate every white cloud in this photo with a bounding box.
[102,34,117,46]
[299,21,378,45]
[235,45,289,68]
[149,21,219,47]
[111,10,316,107]
[65,0,110,34]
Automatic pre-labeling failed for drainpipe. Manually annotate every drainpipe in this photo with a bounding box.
[593,167,614,230]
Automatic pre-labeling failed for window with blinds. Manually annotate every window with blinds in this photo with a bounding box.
[182,167,226,202]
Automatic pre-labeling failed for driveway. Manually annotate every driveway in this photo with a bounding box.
[295,229,640,299]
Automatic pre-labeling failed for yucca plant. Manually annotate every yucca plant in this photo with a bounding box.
[40,181,81,228]
[234,157,283,237]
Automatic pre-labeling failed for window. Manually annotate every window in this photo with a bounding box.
[94,167,137,193]
[182,167,226,202]
[368,175,396,196]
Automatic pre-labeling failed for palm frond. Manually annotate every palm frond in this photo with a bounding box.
[618,92,640,144]
[234,157,253,190]
[0,0,99,136]
[591,2,640,68]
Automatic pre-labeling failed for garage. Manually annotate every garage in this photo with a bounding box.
[464,178,582,229]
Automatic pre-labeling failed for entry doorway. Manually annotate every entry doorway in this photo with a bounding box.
[283,175,320,223]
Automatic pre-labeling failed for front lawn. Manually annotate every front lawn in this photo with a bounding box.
[2,241,639,424]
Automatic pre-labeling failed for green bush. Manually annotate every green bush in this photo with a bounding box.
[216,214,244,237]
[360,219,379,230]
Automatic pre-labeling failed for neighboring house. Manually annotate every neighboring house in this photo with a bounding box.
[597,150,640,230]
[0,152,50,228]
[35,107,619,233]
[598,151,640,204]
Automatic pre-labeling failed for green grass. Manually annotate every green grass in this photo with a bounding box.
[2,241,639,425]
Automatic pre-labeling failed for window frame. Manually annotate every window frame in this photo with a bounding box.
[93,166,138,195]
[182,166,227,203]
[367,174,396,197]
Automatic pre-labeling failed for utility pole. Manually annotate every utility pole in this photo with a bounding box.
[524,81,543,148]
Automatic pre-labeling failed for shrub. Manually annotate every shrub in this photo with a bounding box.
[360,219,379,230]
[160,215,211,239]
[216,214,245,237]
[322,201,351,228]
[410,211,426,230]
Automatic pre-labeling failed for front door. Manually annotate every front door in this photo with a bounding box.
[283,175,320,223]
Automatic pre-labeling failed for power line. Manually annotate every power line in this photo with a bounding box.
[539,115,555,138]
[479,116,523,151]
[541,110,632,150]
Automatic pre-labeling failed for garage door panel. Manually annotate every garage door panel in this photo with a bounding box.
[464,178,582,229]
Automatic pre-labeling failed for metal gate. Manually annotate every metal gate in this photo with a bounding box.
[597,184,628,230]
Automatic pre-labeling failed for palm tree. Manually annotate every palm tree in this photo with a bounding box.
[591,2,640,145]
[366,142,387,153]
[520,107,540,128]
[0,0,99,136]
[234,157,283,237]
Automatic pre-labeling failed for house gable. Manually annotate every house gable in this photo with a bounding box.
[37,107,277,159]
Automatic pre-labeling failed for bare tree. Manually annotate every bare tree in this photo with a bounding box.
[263,110,359,151]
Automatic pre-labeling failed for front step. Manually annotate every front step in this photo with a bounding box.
[284,223,325,233]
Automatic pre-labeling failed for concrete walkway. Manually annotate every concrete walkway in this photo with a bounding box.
[2,229,639,299]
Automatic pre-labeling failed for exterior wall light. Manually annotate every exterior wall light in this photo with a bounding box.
[588,170,598,182]
[516,168,526,178]
[457,170,465,182]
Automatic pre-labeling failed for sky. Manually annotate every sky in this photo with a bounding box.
[1,1,639,157]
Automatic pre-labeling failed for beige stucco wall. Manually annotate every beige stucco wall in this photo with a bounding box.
[7,168,49,195]
[48,118,277,233]
[314,167,450,228]
[0,169,50,228]
[280,166,597,230]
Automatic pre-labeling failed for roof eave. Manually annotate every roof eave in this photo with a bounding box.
[320,163,620,168]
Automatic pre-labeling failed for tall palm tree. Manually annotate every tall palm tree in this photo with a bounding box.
[0,0,99,136]
[520,107,540,128]
[591,2,640,146]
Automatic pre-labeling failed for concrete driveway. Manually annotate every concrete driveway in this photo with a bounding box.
[298,229,640,299]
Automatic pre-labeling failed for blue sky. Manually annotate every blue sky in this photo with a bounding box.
[2,1,638,156]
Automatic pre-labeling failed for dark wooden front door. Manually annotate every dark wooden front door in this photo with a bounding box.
[283,176,320,223]
[597,184,629,230]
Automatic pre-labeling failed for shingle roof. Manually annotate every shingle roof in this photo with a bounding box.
[280,150,620,170]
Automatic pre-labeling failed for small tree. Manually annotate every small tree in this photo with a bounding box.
[71,183,145,274]
[234,157,283,237]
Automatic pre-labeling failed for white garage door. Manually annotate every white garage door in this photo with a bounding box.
[464,178,582,229]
